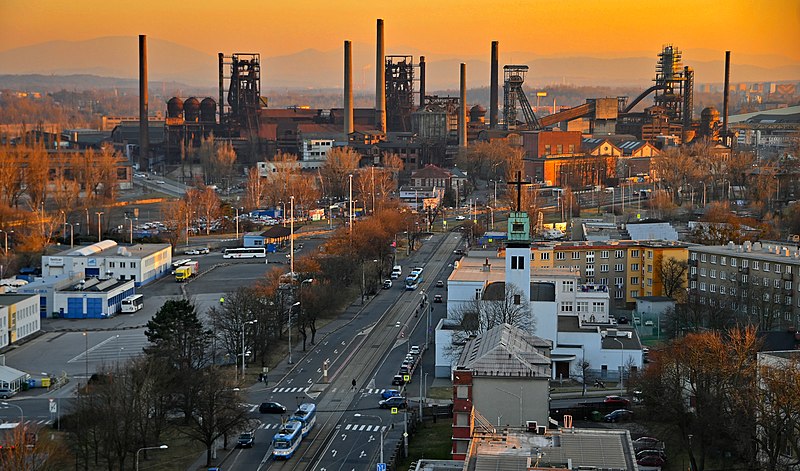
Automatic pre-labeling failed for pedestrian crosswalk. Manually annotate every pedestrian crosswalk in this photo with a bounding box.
[270,386,311,393]
[364,388,391,395]
[255,422,386,433]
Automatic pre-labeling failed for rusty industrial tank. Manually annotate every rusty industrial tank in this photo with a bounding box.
[470,104,487,123]
[200,97,217,123]
[184,97,200,122]
[167,97,184,118]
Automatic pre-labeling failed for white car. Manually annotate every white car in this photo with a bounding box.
[155,180,166,185]
[456,215,466,221]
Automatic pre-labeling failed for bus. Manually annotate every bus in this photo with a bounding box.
[405,273,420,291]
[272,419,303,459]
[120,294,144,313]
[223,247,267,259]
[290,403,317,437]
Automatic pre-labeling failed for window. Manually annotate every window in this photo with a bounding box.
[710,255,717,264]
[600,264,609,272]
[691,252,697,261]
[753,261,759,270]
[700,282,707,291]
[764,262,770,272]
[631,277,640,285]
[647,264,653,273]
[700,268,707,277]
[614,277,623,286]
[730,287,736,296]
[742,259,749,268]
[742,274,748,283]
[131,262,136,268]
[701,254,707,262]
[710,269,717,279]
[785,281,792,290]
[599,278,608,285]
[731,258,737,267]
[544,145,551,154]
[720,256,726,266]
[691,267,697,275]
[774,264,781,273]
[774,294,781,304]
[561,302,574,312]
[120,262,126,268]
[514,294,521,305]
[615,290,624,299]
[690,281,697,289]
[720,286,726,295]
[787,266,792,274]
[786,296,792,306]
[540,252,550,260]
[109,262,115,268]
[601,251,609,259]
[631,250,640,258]
[572,252,581,260]
[563,280,575,292]
[764,278,769,287]
[585,265,595,277]
[511,255,524,270]
[631,263,640,271]
[556,144,563,153]
[630,290,639,298]
[586,251,595,260]
[647,250,653,259]
[615,250,624,259]
[556,252,566,260]
[774,279,781,288]
[647,278,653,286]
[710,284,717,293]
[577,301,588,312]
[592,302,605,313]
[720,271,727,280]
[457,385,469,399]
[614,264,624,272]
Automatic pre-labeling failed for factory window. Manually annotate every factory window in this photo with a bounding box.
[556,144,563,153]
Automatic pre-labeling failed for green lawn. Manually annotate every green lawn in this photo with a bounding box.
[396,419,454,469]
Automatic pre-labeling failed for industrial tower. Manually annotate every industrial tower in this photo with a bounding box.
[653,45,689,125]
[219,53,262,134]
[385,55,415,132]
[503,65,540,130]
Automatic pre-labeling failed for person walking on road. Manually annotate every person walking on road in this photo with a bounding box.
[352,379,357,391]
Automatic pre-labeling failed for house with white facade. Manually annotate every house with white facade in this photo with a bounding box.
[0,294,41,345]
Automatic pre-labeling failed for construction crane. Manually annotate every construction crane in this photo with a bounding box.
[503,65,540,130]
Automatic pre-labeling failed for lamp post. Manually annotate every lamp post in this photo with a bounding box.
[124,216,133,245]
[353,413,384,465]
[612,337,624,393]
[241,319,258,380]
[83,331,89,383]
[135,444,168,471]
[495,387,523,426]
[0,229,11,255]
[66,223,76,248]
[290,196,295,276]
[85,208,90,236]
[235,207,243,240]
[95,211,104,241]
[605,187,615,223]
[287,301,300,364]
[348,174,354,239]
[702,181,707,208]
[0,401,23,426]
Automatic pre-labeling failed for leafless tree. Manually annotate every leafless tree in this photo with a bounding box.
[658,257,688,300]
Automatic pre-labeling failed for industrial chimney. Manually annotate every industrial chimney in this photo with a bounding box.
[419,56,426,108]
[376,19,386,133]
[722,50,731,144]
[138,35,149,172]
[459,63,467,148]
[344,40,354,135]
[490,41,499,129]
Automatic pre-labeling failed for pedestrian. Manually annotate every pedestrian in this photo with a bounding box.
[352,378,356,391]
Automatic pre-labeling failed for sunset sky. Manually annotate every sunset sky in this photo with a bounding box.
[2,0,799,61]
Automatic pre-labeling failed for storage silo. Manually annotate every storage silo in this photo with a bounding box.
[200,97,217,123]
[184,97,200,123]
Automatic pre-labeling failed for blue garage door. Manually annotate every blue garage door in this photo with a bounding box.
[85,268,100,278]
[67,298,83,318]
[87,298,103,318]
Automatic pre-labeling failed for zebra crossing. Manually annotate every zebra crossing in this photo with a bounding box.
[343,423,387,433]
[363,388,392,395]
[270,386,311,393]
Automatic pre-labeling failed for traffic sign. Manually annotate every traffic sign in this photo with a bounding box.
[377,464,387,471]
[391,407,398,415]
[403,374,410,382]
[49,399,57,413]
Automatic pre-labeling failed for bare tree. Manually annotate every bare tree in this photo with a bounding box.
[447,282,535,345]
[659,257,688,300]
[320,147,360,200]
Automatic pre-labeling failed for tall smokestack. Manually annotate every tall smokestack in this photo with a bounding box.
[344,40,354,135]
[376,19,386,133]
[138,35,149,171]
[419,56,426,108]
[459,63,467,148]
[218,53,225,127]
[490,41,499,129]
[722,50,731,143]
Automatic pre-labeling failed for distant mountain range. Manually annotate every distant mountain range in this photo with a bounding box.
[1,36,798,92]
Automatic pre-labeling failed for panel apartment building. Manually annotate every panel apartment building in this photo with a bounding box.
[529,240,689,311]
[689,241,800,330]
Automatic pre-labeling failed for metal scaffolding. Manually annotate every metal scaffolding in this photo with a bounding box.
[385,55,415,132]
[503,65,540,130]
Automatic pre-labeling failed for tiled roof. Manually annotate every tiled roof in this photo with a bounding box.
[411,165,452,179]
[457,323,551,377]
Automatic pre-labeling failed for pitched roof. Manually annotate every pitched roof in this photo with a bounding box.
[260,226,291,238]
[457,323,552,377]
[411,165,452,179]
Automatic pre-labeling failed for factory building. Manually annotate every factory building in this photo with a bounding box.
[52,277,136,319]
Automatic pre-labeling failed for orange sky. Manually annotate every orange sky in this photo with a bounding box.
[1,0,799,61]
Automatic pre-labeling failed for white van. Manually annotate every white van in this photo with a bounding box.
[391,265,402,279]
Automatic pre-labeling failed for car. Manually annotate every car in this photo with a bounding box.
[409,345,420,355]
[637,449,668,462]
[456,215,466,220]
[186,247,209,255]
[633,437,664,452]
[391,375,406,386]
[379,396,408,409]
[401,361,410,371]
[436,280,444,288]
[0,387,17,399]
[636,455,666,467]
[644,320,654,326]
[405,354,415,362]
[237,431,255,448]
[604,395,631,407]
[381,389,401,400]
[155,180,166,184]
[399,366,409,375]
[390,272,400,280]
[453,249,464,255]
[258,402,286,414]
[433,294,443,303]
[633,316,641,325]
[618,316,629,324]
[383,280,393,289]
[603,409,633,422]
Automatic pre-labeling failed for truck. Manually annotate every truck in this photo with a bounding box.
[175,260,199,282]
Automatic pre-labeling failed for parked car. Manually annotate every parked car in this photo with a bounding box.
[636,455,666,467]
[237,430,255,448]
[379,396,408,409]
[259,402,286,414]
[381,389,401,400]
[155,180,166,185]
[401,361,410,370]
[618,316,629,324]
[604,395,631,407]
[637,449,668,462]
[0,387,17,399]
[633,436,664,452]
[436,280,444,288]
[644,320,654,326]
[399,366,409,375]
[392,375,406,386]
[604,409,633,422]
[383,280,393,289]
[433,294,443,303]
[409,345,420,355]
[456,215,466,220]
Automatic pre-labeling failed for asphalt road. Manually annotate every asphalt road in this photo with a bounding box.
[219,231,462,471]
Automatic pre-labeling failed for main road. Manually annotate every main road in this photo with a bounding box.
[223,231,463,471]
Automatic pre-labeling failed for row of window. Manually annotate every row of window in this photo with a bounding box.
[691,252,795,275]
[543,249,650,261]
[695,296,797,321]
[108,261,137,269]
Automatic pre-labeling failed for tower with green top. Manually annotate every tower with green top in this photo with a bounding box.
[505,172,531,300]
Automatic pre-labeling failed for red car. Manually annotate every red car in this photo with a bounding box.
[637,455,666,467]
[604,395,631,407]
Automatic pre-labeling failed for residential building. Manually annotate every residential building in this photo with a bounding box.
[689,241,800,330]
[0,294,40,344]
[451,323,552,459]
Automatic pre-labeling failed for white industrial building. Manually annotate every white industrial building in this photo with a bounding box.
[52,277,136,319]
[0,293,41,346]
[42,240,172,287]
[435,211,642,380]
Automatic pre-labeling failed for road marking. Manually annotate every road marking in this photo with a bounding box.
[344,424,352,431]
[331,449,337,457]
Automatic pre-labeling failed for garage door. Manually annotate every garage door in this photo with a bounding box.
[67,298,83,318]
[86,298,103,318]
[85,268,100,278]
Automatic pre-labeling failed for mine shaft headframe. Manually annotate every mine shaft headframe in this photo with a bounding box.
[503,65,541,130]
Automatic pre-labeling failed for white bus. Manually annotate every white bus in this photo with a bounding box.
[223,247,267,259]
[121,294,144,313]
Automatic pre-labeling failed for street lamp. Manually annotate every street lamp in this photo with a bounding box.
[287,301,300,364]
[0,401,23,426]
[83,331,89,383]
[124,216,133,245]
[0,229,12,255]
[241,319,258,380]
[354,413,385,466]
[605,187,615,222]
[348,174,354,238]
[495,387,523,426]
[135,444,168,471]
[612,337,624,393]
[95,211,104,241]
[290,195,295,276]
[235,206,243,240]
